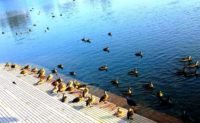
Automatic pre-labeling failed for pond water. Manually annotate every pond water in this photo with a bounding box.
[1,0,200,122]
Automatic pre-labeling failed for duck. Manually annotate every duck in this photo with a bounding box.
[20,69,28,75]
[11,64,17,69]
[38,72,45,79]
[135,51,143,58]
[69,71,76,76]
[52,80,59,87]
[143,82,154,90]
[157,91,164,98]
[33,24,36,26]
[24,65,31,70]
[52,15,55,18]
[115,108,124,117]
[125,97,137,107]
[4,62,10,68]
[52,68,58,75]
[81,38,91,43]
[99,91,109,103]
[37,68,45,74]
[36,78,45,85]
[72,96,84,103]
[52,86,59,94]
[179,56,192,63]
[65,81,74,92]
[187,61,199,68]
[28,29,32,32]
[46,74,53,82]
[108,32,112,36]
[31,68,38,73]
[46,27,50,30]
[103,47,110,52]
[110,79,119,87]
[128,68,139,77]
[61,93,67,103]
[123,87,132,96]
[60,14,62,16]
[57,64,64,69]
[82,87,89,98]
[2,32,5,35]
[99,65,108,71]
[58,82,67,92]
[127,108,134,120]
[86,95,95,107]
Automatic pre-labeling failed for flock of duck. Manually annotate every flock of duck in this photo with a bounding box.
[4,63,135,120]
[176,56,200,77]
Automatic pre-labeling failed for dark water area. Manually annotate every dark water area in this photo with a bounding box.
[1,0,200,122]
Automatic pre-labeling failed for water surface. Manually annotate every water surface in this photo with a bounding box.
[1,0,200,122]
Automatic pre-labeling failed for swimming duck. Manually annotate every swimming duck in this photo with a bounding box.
[127,108,134,120]
[123,87,132,96]
[99,91,109,103]
[110,79,119,87]
[52,15,55,18]
[143,82,154,90]
[57,64,64,69]
[82,87,89,98]
[20,69,28,75]
[2,32,5,35]
[125,97,137,107]
[128,68,139,77]
[52,86,59,94]
[46,27,49,30]
[46,74,53,82]
[72,96,84,103]
[31,68,38,73]
[157,91,164,98]
[81,38,91,43]
[99,65,108,71]
[103,47,110,52]
[86,95,95,107]
[60,14,62,16]
[135,51,143,58]
[61,93,67,103]
[115,108,124,117]
[187,61,199,68]
[33,24,36,26]
[69,71,76,76]
[108,32,112,36]
[29,29,32,32]
[52,68,58,75]
[24,65,31,70]
[180,56,192,63]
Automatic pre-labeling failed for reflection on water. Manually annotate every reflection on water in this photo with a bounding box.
[1,0,200,122]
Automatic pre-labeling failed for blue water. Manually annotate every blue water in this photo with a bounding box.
[1,0,200,122]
